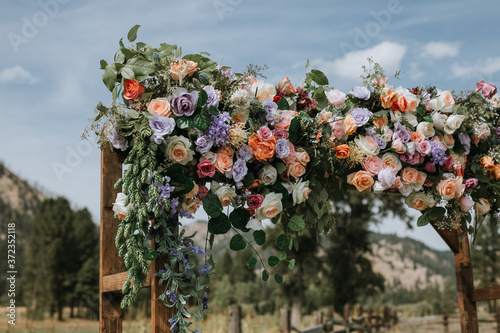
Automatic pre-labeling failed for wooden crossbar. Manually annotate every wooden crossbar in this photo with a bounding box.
[473,286,500,302]
[102,271,153,293]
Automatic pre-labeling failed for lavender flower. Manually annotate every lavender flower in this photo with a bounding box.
[392,122,411,144]
[168,317,178,331]
[349,108,373,126]
[458,133,471,155]
[237,145,253,162]
[232,159,248,183]
[350,86,371,100]
[430,141,446,166]
[195,135,214,154]
[172,88,198,117]
[206,111,231,147]
[190,245,206,255]
[221,68,233,78]
[262,99,278,123]
[149,115,175,144]
[275,138,290,159]
[166,289,177,303]
[202,292,209,310]
[170,249,180,258]
[200,263,210,276]
[203,86,220,108]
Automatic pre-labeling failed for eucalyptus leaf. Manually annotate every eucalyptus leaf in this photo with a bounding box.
[247,257,257,269]
[268,256,279,267]
[253,230,266,246]
[208,214,231,235]
[288,215,305,232]
[229,234,246,251]
[274,274,283,284]
[202,193,223,218]
[127,25,141,43]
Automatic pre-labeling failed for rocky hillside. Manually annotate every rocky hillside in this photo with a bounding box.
[181,220,455,291]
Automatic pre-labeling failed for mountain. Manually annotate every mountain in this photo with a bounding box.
[181,220,455,291]
[0,163,46,302]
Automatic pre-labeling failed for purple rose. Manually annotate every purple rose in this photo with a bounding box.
[237,145,253,162]
[262,99,278,123]
[149,115,175,144]
[232,159,248,183]
[275,138,290,159]
[105,126,128,151]
[378,168,396,188]
[458,133,471,155]
[464,178,478,192]
[392,122,411,144]
[195,135,214,154]
[172,88,198,117]
[350,86,371,100]
[373,134,387,150]
[349,108,373,126]
[203,86,220,108]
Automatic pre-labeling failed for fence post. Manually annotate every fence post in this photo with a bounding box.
[228,305,241,333]
[313,311,324,326]
[374,306,380,332]
[443,309,448,329]
[367,308,373,333]
[280,308,291,333]
[496,307,500,333]
[383,306,390,329]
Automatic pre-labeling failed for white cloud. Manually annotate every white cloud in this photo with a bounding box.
[310,41,407,82]
[409,62,425,80]
[450,57,500,78]
[0,66,40,84]
[421,41,460,59]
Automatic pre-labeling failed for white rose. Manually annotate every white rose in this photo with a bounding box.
[354,135,379,157]
[165,135,194,165]
[381,153,402,173]
[325,89,346,106]
[444,114,466,135]
[252,80,277,102]
[399,184,413,197]
[258,165,278,185]
[291,180,311,205]
[404,113,419,128]
[380,125,393,142]
[490,94,500,108]
[389,110,403,123]
[230,89,251,109]
[200,152,217,164]
[373,181,386,193]
[416,122,435,138]
[428,97,444,112]
[211,181,237,207]
[431,111,447,131]
[406,142,416,155]
[112,193,130,219]
[255,192,283,220]
[405,192,430,211]
[439,90,455,112]
[246,218,264,230]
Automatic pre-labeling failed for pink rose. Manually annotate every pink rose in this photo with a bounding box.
[362,156,383,176]
[392,138,406,154]
[330,121,345,140]
[376,77,388,87]
[247,194,265,210]
[464,178,478,192]
[325,89,346,106]
[459,197,474,212]
[272,128,289,139]
[197,185,209,200]
[257,126,273,141]
[424,161,436,173]
[197,160,216,178]
[443,156,454,171]
[275,111,294,130]
[476,80,498,99]
[417,141,431,155]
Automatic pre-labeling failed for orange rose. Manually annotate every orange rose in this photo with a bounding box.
[481,156,495,170]
[248,134,276,161]
[148,98,171,117]
[217,146,234,158]
[347,171,374,192]
[123,79,145,100]
[343,114,358,135]
[401,167,419,184]
[410,131,425,143]
[182,198,201,215]
[215,153,233,173]
[334,144,351,159]
[287,162,306,179]
[169,59,198,81]
[244,179,261,190]
[491,165,500,180]
[185,182,199,199]
[373,117,388,130]
[397,95,409,112]
[436,176,464,199]
[381,89,396,109]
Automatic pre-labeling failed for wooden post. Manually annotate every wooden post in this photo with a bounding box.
[383,306,390,329]
[100,148,124,333]
[151,234,172,333]
[313,311,323,325]
[279,308,291,333]
[228,305,241,333]
[343,304,350,325]
[374,306,380,332]
[443,309,448,329]
[496,307,500,333]
[432,223,478,333]
[367,308,373,333]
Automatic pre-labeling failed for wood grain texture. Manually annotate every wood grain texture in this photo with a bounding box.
[151,231,172,333]
[102,271,152,293]
[473,285,500,302]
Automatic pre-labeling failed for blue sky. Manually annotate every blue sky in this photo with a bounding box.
[1,0,499,250]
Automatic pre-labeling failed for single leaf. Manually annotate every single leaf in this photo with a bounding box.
[247,257,257,269]
[176,116,194,129]
[102,63,118,91]
[268,256,279,267]
[309,69,329,85]
[288,117,300,143]
[127,25,141,42]
[99,59,108,70]
[197,89,208,107]
[277,98,289,110]
[229,208,250,231]
[288,215,305,232]
[229,234,246,251]
[279,251,287,260]
[120,66,135,80]
[276,234,290,251]
[202,193,223,218]
[288,259,295,270]
[275,162,287,174]
[124,57,156,81]
[262,270,269,282]
[145,249,157,260]
[428,206,446,220]
[253,230,266,246]
[417,214,430,227]
[274,274,283,284]
[208,214,231,234]
[193,111,211,131]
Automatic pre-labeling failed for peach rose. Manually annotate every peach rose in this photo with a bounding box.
[382,153,403,173]
[215,153,233,173]
[212,182,237,207]
[343,114,358,136]
[492,165,500,180]
[255,192,283,220]
[184,182,199,199]
[123,79,146,100]
[165,135,194,165]
[381,89,397,109]
[169,59,198,81]
[275,110,294,130]
[405,192,429,211]
[397,95,409,112]
[410,131,425,143]
[334,144,351,159]
[148,98,171,117]
[330,120,346,140]
[347,171,374,192]
[291,180,311,205]
[407,96,419,112]
[277,77,297,95]
[217,146,235,158]
[295,149,310,166]
[362,156,383,176]
[248,133,276,161]
[287,162,306,179]
[373,117,388,130]
[481,156,495,170]
[355,135,379,157]
[376,77,388,86]
[182,198,201,215]
[401,167,419,184]
[416,171,427,185]
[475,198,491,216]
[436,176,465,200]
[392,138,406,154]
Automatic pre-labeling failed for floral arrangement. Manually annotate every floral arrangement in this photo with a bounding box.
[86,26,500,332]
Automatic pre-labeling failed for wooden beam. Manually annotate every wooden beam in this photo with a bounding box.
[102,271,152,293]
[431,222,460,253]
[151,234,172,333]
[473,286,500,302]
[100,148,125,333]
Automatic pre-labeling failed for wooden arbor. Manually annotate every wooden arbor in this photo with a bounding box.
[99,148,500,333]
